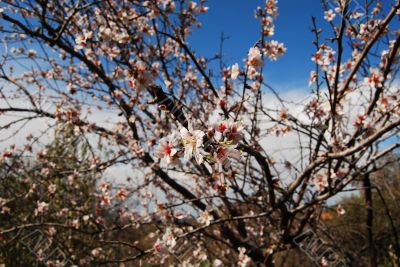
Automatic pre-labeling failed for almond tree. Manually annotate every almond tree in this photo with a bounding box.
[0,0,399,266]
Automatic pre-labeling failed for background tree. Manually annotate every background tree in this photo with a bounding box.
[322,154,400,267]
[0,124,100,265]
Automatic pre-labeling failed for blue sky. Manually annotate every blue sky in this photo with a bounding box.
[188,0,399,92]
[188,0,329,91]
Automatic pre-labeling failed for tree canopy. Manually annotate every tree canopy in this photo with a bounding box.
[0,0,399,266]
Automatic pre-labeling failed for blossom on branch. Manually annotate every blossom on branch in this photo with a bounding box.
[364,68,384,88]
[155,134,181,165]
[247,47,263,68]
[180,122,205,164]
[324,9,336,22]
[153,228,176,254]
[197,210,214,226]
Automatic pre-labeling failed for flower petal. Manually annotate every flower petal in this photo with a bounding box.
[180,127,191,141]
[194,150,204,164]
[184,144,193,161]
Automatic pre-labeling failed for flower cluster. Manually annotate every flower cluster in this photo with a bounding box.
[210,120,244,169]
[312,174,328,192]
[255,0,278,37]
[364,68,384,88]
[197,210,213,226]
[154,133,181,165]
[34,201,49,216]
[155,120,244,171]
[311,45,336,70]
[263,40,287,61]
[233,0,286,88]
[153,228,177,254]
[238,247,251,267]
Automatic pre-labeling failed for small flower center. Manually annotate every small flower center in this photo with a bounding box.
[164,145,172,155]
[217,147,226,158]
[219,123,227,133]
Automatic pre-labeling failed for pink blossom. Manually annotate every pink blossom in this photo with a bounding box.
[238,247,251,267]
[213,259,223,267]
[214,120,244,144]
[34,201,49,216]
[100,182,110,193]
[309,71,317,87]
[91,248,104,259]
[197,210,214,226]
[74,31,92,50]
[153,228,176,253]
[354,114,366,128]
[364,68,384,88]
[48,184,56,195]
[214,146,241,169]
[324,10,336,22]
[100,195,112,207]
[116,188,127,201]
[264,40,287,61]
[265,0,278,17]
[227,122,244,144]
[155,134,180,165]
[312,174,328,192]
[336,205,346,215]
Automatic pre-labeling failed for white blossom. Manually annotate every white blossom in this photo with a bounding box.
[231,63,240,79]
[197,210,213,226]
[247,47,263,67]
[180,122,205,164]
